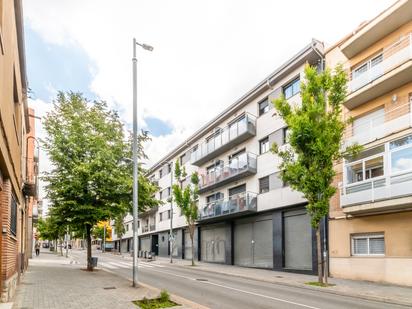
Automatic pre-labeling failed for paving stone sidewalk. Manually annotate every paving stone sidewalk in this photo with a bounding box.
[120,254,412,307]
[11,251,202,309]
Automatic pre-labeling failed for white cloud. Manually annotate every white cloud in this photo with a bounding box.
[23,0,397,169]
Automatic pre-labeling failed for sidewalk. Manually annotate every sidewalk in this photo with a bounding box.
[119,254,412,307]
[10,251,204,309]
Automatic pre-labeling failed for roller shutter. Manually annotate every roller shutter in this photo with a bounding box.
[201,226,227,263]
[284,209,312,270]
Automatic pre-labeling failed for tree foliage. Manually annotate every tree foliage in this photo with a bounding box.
[42,92,159,269]
[272,65,361,283]
[172,161,199,266]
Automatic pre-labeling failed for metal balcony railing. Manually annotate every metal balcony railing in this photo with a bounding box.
[348,33,412,93]
[343,100,412,148]
[198,152,257,193]
[149,224,156,231]
[142,226,149,233]
[191,113,256,166]
[199,191,257,221]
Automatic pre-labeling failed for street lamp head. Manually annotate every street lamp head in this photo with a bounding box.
[142,44,154,51]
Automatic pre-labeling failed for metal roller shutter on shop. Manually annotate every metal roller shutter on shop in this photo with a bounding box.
[234,218,273,268]
[283,209,312,270]
[201,226,227,263]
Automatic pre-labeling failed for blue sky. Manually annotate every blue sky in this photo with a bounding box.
[25,24,172,137]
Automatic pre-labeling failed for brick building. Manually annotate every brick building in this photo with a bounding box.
[0,0,31,301]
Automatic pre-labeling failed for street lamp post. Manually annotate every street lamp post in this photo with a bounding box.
[167,162,174,263]
[132,38,153,288]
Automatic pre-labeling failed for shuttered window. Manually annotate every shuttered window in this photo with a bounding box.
[10,196,17,236]
[259,176,269,193]
[351,234,385,255]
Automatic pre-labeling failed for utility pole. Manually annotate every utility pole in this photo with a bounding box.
[103,224,106,253]
[65,225,69,258]
[170,161,173,263]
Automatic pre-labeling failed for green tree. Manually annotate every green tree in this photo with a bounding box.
[272,65,360,284]
[172,161,199,266]
[114,214,126,253]
[43,92,159,270]
[36,215,66,254]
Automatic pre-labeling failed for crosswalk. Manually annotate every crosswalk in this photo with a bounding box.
[99,260,164,270]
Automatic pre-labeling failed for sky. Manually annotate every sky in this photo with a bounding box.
[23,0,397,211]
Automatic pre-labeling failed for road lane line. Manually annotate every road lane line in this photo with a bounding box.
[143,268,321,309]
[99,262,118,269]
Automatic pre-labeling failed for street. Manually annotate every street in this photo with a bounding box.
[70,250,407,309]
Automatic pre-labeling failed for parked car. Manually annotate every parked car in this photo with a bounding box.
[42,242,49,248]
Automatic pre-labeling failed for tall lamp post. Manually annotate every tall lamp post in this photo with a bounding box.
[132,38,153,288]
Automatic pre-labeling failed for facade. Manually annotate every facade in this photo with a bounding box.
[0,0,32,301]
[326,0,412,285]
[112,40,325,274]
[25,108,39,261]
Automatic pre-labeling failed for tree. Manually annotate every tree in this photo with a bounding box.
[272,65,360,284]
[43,92,159,270]
[172,161,199,266]
[114,214,126,253]
[36,215,66,254]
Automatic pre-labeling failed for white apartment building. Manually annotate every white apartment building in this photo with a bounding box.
[112,40,325,274]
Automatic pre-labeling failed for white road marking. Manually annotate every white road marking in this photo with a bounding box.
[142,268,321,309]
[99,262,117,269]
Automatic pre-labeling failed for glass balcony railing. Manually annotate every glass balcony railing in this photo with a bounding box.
[343,100,412,148]
[199,191,257,221]
[149,224,156,231]
[191,113,256,166]
[348,33,412,93]
[198,152,257,193]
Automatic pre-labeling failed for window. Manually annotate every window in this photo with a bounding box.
[283,78,300,99]
[159,212,163,221]
[167,209,171,219]
[346,155,384,184]
[167,163,172,174]
[351,234,385,255]
[180,152,189,166]
[259,176,269,193]
[159,191,163,200]
[259,137,269,154]
[258,98,269,116]
[282,127,289,144]
[167,187,171,198]
[126,224,129,232]
[10,195,17,236]
[159,169,163,179]
[390,135,412,173]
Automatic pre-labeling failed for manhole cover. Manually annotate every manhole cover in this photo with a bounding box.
[275,276,283,278]
[103,286,116,290]
[196,279,208,281]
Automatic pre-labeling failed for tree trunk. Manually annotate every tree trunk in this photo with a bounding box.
[86,224,93,271]
[119,236,122,254]
[54,239,57,252]
[59,238,63,256]
[316,226,323,284]
[189,224,195,266]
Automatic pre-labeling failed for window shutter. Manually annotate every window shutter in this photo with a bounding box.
[269,129,284,146]
[369,237,385,254]
[268,87,282,110]
[353,238,368,255]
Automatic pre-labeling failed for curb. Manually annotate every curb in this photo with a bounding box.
[159,262,412,308]
[99,267,209,309]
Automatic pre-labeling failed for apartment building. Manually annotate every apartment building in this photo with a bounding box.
[0,0,32,301]
[326,0,412,285]
[113,40,325,274]
[25,108,39,260]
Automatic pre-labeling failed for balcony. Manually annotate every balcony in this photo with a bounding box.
[149,224,156,232]
[191,113,256,166]
[343,100,412,148]
[142,226,149,233]
[345,33,412,109]
[198,153,257,194]
[198,191,257,222]
[340,135,412,214]
[23,180,37,198]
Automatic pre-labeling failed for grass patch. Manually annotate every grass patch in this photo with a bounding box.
[133,290,180,309]
[306,281,336,287]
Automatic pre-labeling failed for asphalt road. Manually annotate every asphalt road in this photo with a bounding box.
[71,250,406,309]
